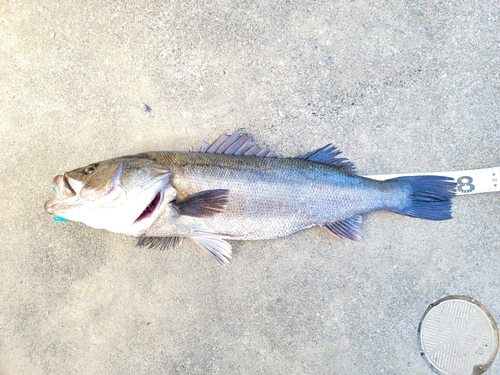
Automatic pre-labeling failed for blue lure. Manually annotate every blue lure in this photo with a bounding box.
[51,188,68,221]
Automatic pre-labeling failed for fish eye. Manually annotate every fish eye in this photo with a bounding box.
[84,165,97,174]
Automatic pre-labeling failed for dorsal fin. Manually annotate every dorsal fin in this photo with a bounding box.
[296,145,356,174]
[191,133,275,157]
[192,133,355,173]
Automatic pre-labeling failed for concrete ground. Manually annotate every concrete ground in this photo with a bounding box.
[1,1,499,374]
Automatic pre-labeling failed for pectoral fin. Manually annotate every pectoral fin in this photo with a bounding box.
[172,189,229,217]
[191,236,232,266]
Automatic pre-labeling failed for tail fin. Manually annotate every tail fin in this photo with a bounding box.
[388,176,456,220]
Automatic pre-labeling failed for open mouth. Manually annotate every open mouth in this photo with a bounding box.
[45,174,78,214]
[134,190,162,223]
[55,174,77,197]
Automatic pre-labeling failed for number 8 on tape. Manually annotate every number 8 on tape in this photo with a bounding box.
[456,176,475,194]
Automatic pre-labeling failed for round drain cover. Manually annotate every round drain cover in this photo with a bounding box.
[419,296,499,375]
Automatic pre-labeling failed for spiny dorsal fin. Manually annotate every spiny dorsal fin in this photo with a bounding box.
[296,145,356,174]
[137,236,183,251]
[191,236,232,266]
[191,133,275,157]
[172,189,229,217]
[322,215,362,241]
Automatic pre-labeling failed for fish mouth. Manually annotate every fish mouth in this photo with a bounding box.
[134,190,163,223]
[44,174,78,214]
[55,173,77,196]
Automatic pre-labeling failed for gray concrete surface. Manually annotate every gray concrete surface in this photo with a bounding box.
[1,1,499,374]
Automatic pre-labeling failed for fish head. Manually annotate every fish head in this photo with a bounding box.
[45,154,174,235]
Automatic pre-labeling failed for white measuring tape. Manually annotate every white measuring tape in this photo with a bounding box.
[366,166,500,196]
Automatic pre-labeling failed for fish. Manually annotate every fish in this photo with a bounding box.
[45,133,456,265]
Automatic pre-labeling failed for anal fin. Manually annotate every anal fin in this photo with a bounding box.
[322,215,362,241]
[191,236,232,266]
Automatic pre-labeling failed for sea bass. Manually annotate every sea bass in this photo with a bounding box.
[45,133,456,265]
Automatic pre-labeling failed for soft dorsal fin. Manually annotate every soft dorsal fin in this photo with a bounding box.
[296,145,356,174]
[322,215,362,241]
[192,133,275,157]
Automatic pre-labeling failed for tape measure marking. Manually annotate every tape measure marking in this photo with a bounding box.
[366,166,500,196]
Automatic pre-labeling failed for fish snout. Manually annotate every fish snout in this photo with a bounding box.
[44,199,57,214]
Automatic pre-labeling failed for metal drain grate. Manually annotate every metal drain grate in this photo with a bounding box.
[419,296,499,375]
